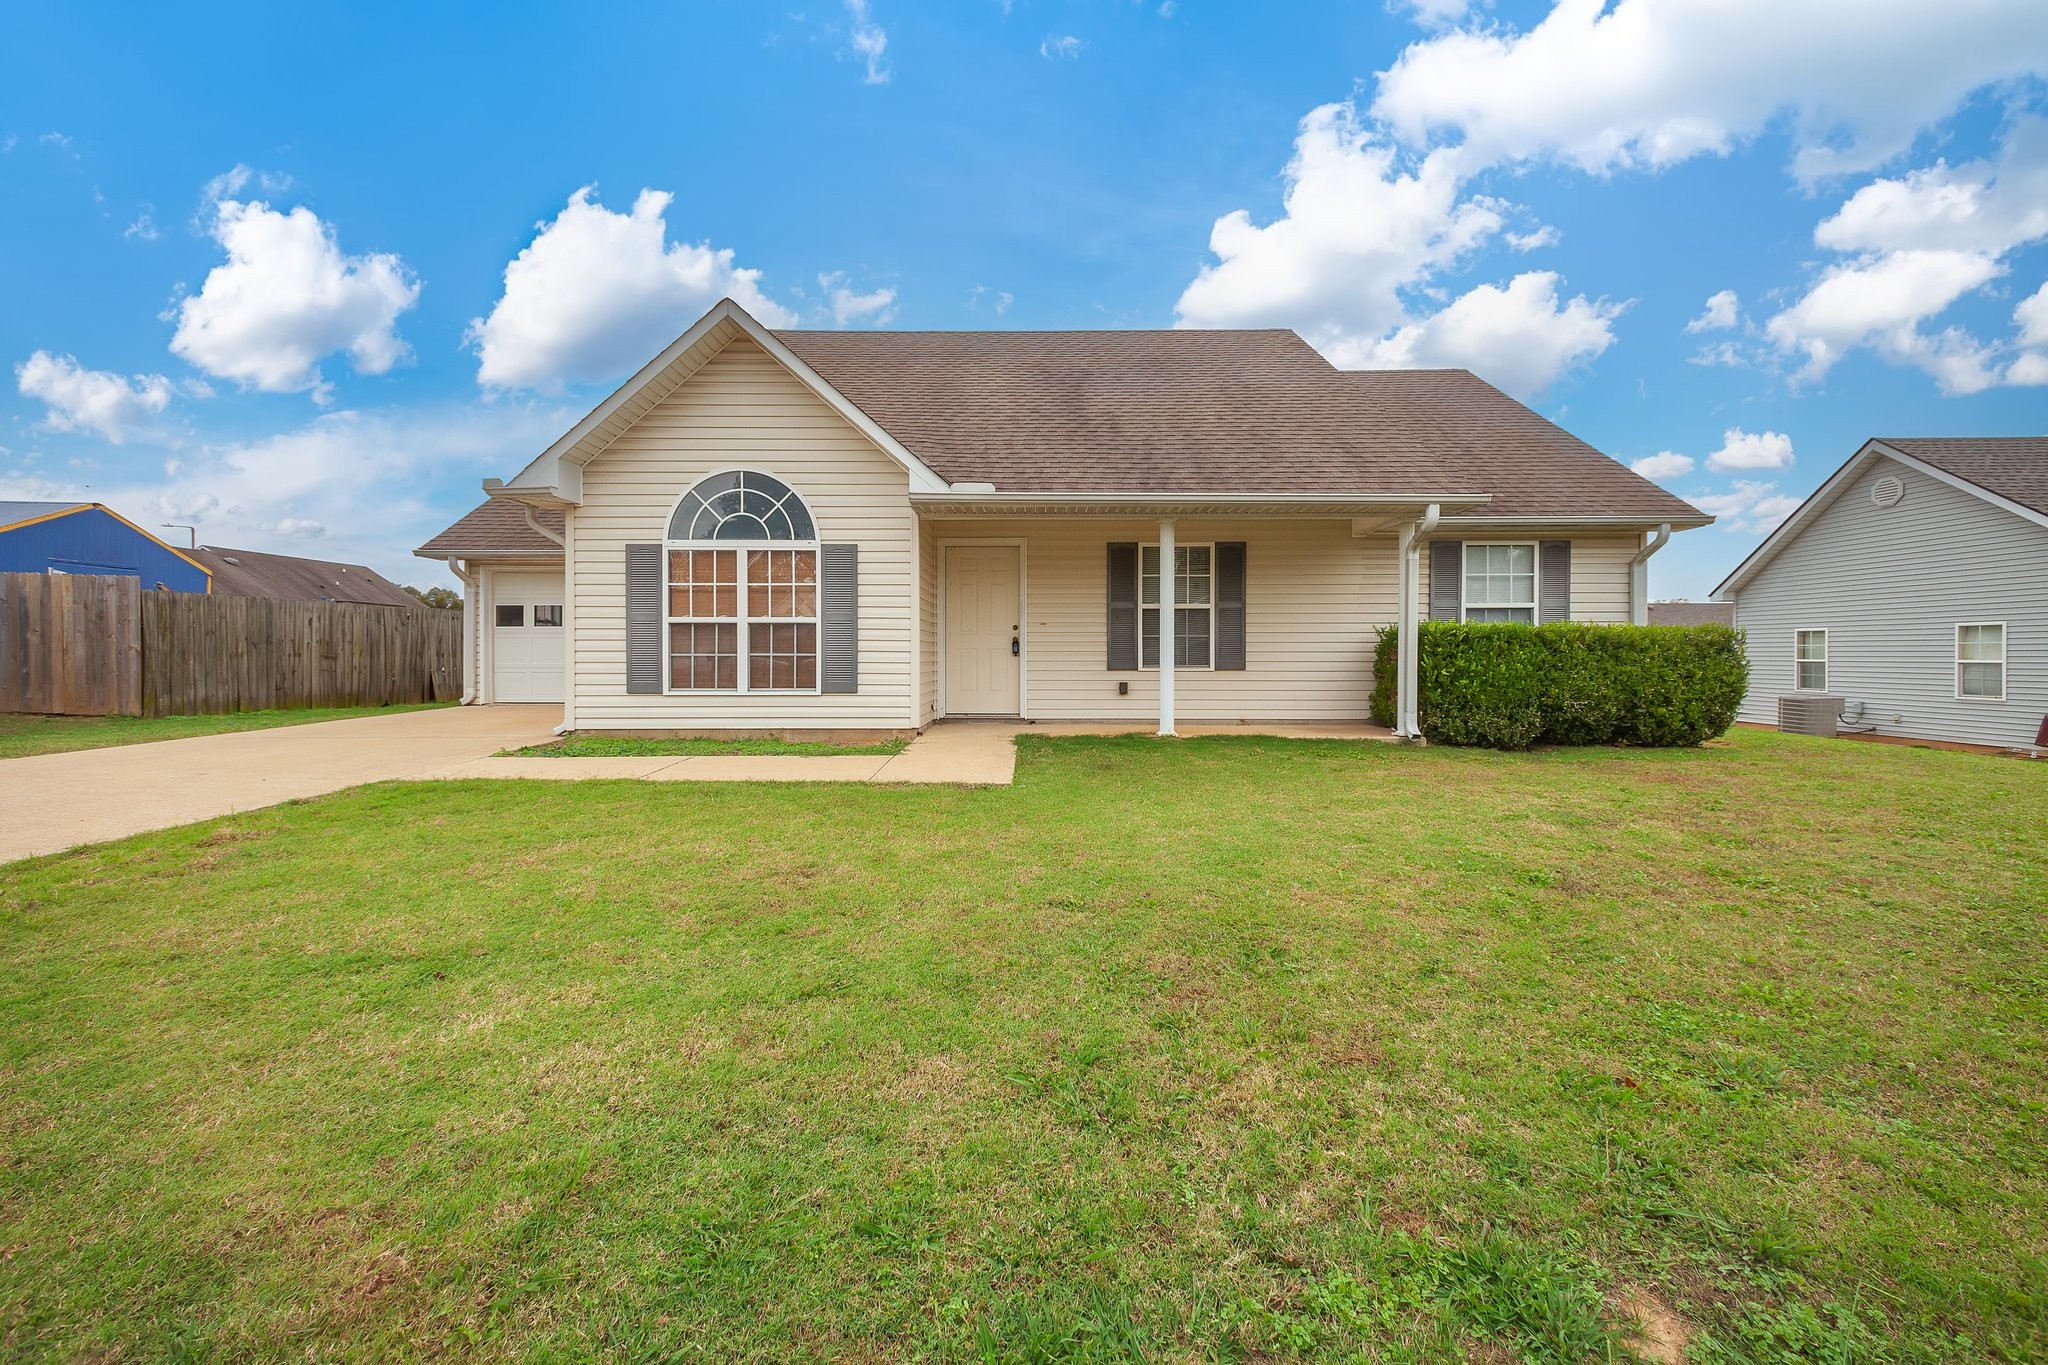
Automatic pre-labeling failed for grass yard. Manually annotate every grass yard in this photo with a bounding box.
[0,703,453,760]
[509,733,910,758]
[2,730,2044,1362]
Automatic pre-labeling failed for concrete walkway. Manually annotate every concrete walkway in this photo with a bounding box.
[0,705,560,863]
[0,712,1395,864]
[416,719,1394,790]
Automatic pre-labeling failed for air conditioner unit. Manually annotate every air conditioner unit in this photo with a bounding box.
[1778,694,1843,738]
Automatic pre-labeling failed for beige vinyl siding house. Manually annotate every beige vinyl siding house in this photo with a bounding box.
[1717,437,2048,750]
[418,298,1708,737]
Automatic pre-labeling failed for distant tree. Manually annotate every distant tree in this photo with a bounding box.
[405,585,463,610]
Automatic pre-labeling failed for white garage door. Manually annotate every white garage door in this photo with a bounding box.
[491,569,565,703]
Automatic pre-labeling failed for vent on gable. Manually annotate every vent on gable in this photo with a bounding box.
[1871,475,1905,508]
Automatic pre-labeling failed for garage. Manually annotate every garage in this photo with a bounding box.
[489,569,565,703]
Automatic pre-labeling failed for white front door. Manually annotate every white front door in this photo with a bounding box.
[944,545,1021,715]
[490,569,565,703]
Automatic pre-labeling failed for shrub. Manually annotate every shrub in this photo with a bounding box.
[1371,622,1747,750]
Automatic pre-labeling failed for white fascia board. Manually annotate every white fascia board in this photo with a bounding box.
[495,298,950,500]
[1444,514,1713,530]
[908,491,1492,515]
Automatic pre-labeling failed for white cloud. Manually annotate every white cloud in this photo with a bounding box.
[467,186,796,392]
[1704,427,1794,473]
[1041,34,1084,59]
[15,351,173,443]
[1372,0,2048,184]
[1631,451,1694,480]
[1393,0,1479,28]
[820,273,898,327]
[264,517,326,538]
[968,285,1014,315]
[846,0,890,84]
[1758,119,2048,394]
[1345,271,1622,397]
[1505,225,1559,252]
[169,190,419,397]
[123,211,159,242]
[2010,283,2048,385]
[1686,288,1739,333]
[1176,102,1504,344]
[1691,478,1805,534]
[1764,248,2003,391]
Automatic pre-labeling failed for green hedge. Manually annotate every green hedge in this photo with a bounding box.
[1370,622,1748,750]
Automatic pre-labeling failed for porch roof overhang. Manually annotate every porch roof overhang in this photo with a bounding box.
[909,491,1492,522]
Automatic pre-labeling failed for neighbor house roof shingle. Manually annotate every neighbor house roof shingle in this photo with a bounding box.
[189,545,421,606]
[416,501,565,558]
[1880,437,2048,517]
[773,329,1701,520]
[1646,601,1735,627]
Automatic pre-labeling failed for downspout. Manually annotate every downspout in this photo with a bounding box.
[1395,503,1440,740]
[1628,523,1672,625]
[522,504,565,549]
[455,558,479,704]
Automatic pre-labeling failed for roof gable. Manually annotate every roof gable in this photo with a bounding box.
[493,300,949,505]
[1715,436,2048,597]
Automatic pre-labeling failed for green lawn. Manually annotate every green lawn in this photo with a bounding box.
[0,703,453,760]
[2,730,2043,1362]
[508,733,910,758]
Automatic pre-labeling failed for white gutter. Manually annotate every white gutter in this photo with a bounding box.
[1628,523,1672,626]
[1394,503,1440,740]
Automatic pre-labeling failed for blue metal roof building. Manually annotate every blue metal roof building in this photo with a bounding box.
[0,502,212,593]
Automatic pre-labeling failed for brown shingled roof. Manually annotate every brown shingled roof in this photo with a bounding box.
[416,501,565,558]
[191,545,421,606]
[773,329,1699,519]
[1880,436,2048,518]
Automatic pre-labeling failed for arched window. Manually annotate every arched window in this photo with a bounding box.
[664,471,819,692]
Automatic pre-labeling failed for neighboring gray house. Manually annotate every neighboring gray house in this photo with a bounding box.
[1715,436,2047,749]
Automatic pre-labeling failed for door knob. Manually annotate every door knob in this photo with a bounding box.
[1011,636,1020,657]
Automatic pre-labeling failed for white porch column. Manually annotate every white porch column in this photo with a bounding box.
[1393,529,1414,736]
[1397,504,1439,739]
[1158,517,1177,737]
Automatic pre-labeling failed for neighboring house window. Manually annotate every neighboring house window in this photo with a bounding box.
[495,605,524,627]
[1462,543,1537,623]
[533,605,564,627]
[664,471,820,692]
[1957,623,2006,700]
[1139,543,1213,668]
[1795,629,1828,691]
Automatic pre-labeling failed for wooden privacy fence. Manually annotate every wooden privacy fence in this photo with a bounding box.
[0,572,464,717]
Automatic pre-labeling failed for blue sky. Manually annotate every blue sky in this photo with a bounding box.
[3,0,2044,598]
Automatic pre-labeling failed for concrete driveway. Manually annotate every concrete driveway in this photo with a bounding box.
[0,705,560,863]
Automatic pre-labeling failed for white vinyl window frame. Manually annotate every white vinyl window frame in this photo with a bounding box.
[1460,541,1540,624]
[1794,628,1828,692]
[1955,622,2006,702]
[661,469,823,696]
[1137,541,1215,670]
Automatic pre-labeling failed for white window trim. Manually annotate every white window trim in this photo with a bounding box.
[1137,541,1215,671]
[1955,621,2007,702]
[1460,540,1540,624]
[1793,628,1828,693]
[662,541,823,696]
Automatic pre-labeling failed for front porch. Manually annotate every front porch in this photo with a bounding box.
[918,500,1454,740]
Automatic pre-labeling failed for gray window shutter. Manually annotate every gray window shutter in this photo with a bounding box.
[1106,542,1138,670]
[626,544,662,694]
[1215,541,1247,670]
[821,542,858,693]
[1429,540,1462,622]
[1539,540,1571,623]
